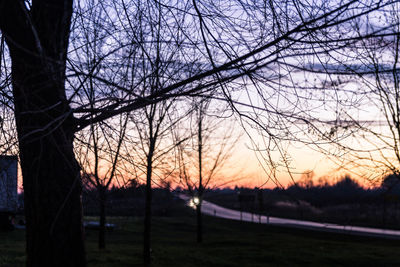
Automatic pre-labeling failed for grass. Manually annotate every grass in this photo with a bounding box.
[2,207,400,266]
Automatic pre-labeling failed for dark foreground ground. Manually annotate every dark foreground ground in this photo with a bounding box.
[1,210,400,266]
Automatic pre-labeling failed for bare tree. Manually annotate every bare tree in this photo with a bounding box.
[177,99,238,243]
[127,99,186,265]
[287,3,400,184]
[338,5,400,181]
[75,114,128,249]
[0,2,86,265]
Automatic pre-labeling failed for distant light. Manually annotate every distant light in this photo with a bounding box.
[192,197,200,206]
[189,200,195,208]
[189,197,200,208]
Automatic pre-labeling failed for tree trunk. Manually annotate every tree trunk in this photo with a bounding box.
[13,61,86,266]
[197,107,203,243]
[143,172,152,266]
[143,145,155,266]
[0,2,86,266]
[99,187,106,249]
[196,204,203,243]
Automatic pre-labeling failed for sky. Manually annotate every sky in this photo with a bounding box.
[222,134,351,189]
[3,0,399,192]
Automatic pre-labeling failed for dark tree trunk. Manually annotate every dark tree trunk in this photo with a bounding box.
[197,109,203,243]
[99,187,106,249]
[143,172,152,266]
[0,1,86,266]
[196,204,203,243]
[143,143,155,266]
[13,55,86,266]
[18,103,86,266]
[14,59,86,266]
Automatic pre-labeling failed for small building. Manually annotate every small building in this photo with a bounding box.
[0,155,18,230]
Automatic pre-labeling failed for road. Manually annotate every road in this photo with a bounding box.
[179,194,400,239]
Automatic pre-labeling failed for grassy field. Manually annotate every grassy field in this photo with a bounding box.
[1,210,400,266]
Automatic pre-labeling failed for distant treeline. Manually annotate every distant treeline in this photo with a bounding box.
[16,174,400,227]
[81,184,183,217]
[204,174,400,228]
[205,174,400,208]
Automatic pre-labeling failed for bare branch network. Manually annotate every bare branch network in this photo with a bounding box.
[1,0,400,266]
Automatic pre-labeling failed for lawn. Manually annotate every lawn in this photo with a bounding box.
[1,210,400,266]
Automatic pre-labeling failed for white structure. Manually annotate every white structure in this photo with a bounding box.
[0,155,18,213]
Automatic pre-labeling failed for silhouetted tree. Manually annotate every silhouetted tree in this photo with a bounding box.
[288,3,400,183]
[130,100,183,266]
[297,170,315,189]
[382,174,400,193]
[177,99,237,243]
[76,114,128,249]
[0,2,85,265]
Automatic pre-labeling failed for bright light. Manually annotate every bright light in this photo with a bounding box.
[189,197,200,208]
[192,197,200,206]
